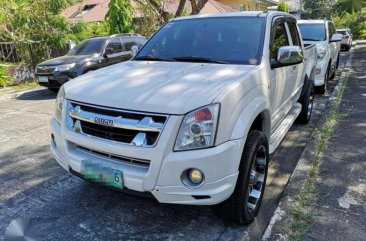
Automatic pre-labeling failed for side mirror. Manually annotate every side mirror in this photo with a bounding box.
[330,33,342,42]
[103,47,114,58]
[272,46,303,68]
[131,45,139,56]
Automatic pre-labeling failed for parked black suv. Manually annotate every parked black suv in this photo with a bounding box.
[35,33,146,90]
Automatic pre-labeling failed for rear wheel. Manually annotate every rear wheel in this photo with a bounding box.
[215,130,269,225]
[297,81,314,125]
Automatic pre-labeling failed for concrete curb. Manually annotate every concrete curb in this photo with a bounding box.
[261,49,354,240]
[0,87,44,101]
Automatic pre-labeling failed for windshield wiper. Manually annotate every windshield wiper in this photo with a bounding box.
[173,56,229,64]
[134,55,175,62]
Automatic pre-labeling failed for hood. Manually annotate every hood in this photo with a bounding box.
[38,55,92,66]
[64,61,257,115]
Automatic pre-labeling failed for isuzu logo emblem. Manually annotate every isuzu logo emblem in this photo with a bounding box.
[94,117,114,126]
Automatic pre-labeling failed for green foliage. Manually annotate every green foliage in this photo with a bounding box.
[277,0,289,12]
[332,8,366,39]
[0,0,79,47]
[0,63,14,88]
[69,22,110,42]
[106,0,133,34]
[333,0,366,15]
[302,0,332,19]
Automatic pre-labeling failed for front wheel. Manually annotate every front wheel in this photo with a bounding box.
[215,130,269,225]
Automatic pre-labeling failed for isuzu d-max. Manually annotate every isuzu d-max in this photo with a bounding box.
[51,11,317,225]
[298,20,342,94]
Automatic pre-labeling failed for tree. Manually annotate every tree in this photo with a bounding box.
[106,0,133,34]
[302,0,334,19]
[277,0,289,12]
[333,0,366,15]
[134,0,209,23]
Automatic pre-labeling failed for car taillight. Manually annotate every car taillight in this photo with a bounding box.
[343,36,349,39]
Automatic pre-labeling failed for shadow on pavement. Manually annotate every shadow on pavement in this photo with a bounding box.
[16,89,57,101]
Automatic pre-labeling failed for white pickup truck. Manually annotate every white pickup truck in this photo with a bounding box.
[298,20,342,94]
[51,11,317,225]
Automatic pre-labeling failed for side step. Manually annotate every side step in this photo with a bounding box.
[269,103,302,154]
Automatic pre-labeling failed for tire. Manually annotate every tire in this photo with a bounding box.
[330,55,339,79]
[296,81,314,125]
[215,130,269,225]
[315,65,329,94]
[48,87,59,92]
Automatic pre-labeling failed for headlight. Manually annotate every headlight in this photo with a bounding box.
[54,63,75,72]
[174,104,219,151]
[55,86,65,123]
[317,45,327,59]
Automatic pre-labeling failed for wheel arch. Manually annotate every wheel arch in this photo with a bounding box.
[230,97,271,142]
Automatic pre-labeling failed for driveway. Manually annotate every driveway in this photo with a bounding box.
[0,52,350,241]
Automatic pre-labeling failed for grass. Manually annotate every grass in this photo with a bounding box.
[286,73,349,241]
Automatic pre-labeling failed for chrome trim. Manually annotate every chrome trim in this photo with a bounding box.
[69,106,164,132]
[74,144,150,168]
[66,101,168,147]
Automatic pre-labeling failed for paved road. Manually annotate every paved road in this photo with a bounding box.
[0,52,350,241]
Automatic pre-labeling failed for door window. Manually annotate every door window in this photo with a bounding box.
[105,38,122,53]
[287,22,301,47]
[123,39,135,51]
[270,21,289,61]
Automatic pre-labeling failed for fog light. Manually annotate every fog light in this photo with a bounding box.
[188,169,203,184]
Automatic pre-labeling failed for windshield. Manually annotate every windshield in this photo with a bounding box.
[298,24,326,41]
[69,38,105,55]
[135,17,265,65]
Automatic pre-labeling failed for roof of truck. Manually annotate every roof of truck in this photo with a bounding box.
[172,11,294,21]
[297,20,329,24]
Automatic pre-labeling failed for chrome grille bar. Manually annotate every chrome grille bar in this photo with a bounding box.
[67,101,168,147]
[69,106,164,132]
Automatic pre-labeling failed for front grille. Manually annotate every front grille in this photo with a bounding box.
[36,66,55,74]
[75,144,150,167]
[67,101,168,147]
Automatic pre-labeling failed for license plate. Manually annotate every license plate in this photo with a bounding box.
[81,160,123,189]
[37,76,48,83]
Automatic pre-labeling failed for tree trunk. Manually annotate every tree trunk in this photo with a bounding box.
[189,0,209,15]
[175,0,187,17]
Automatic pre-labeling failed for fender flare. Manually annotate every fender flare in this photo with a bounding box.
[230,96,271,141]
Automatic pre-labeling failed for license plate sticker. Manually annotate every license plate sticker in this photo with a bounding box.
[38,76,48,83]
[81,160,123,189]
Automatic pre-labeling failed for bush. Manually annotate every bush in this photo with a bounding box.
[277,0,289,13]
[0,63,15,87]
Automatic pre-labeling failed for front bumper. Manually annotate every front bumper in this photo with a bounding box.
[35,71,78,88]
[314,58,329,86]
[50,116,243,205]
